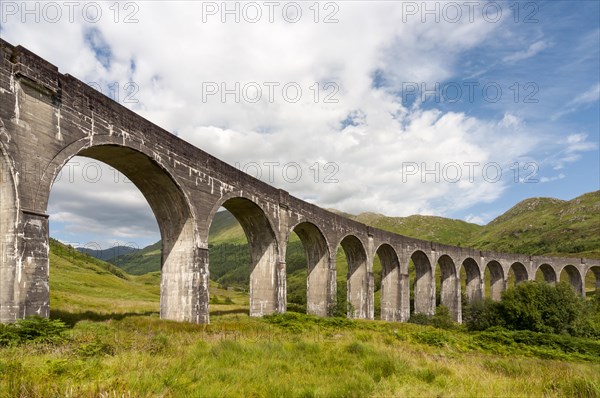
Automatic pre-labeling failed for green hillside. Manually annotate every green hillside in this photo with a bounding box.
[353,212,482,246]
[48,238,248,320]
[468,191,600,258]
[110,240,161,275]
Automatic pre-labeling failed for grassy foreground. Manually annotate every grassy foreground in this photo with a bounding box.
[1,242,600,397]
[2,313,600,397]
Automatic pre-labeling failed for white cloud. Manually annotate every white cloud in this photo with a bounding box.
[503,40,551,64]
[570,84,600,106]
[552,84,600,120]
[1,1,595,243]
[464,214,485,225]
[540,173,566,183]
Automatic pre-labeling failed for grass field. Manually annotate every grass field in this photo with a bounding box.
[1,240,599,397]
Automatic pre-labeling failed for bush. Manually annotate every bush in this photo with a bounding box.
[463,299,505,331]
[501,282,583,334]
[464,282,592,336]
[408,306,457,330]
[0,316,68,346]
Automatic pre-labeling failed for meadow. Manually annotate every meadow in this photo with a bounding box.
[0,241,599,397]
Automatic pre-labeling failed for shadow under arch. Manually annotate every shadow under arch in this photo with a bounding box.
[410,250,434,316]
[43,143,204,323]
[508,262,528,288]
[338,235,369,319]
[462,257,482,302]
[437,254,461,322]
[212,197,280,317]
[287,221,331,316]
[485,260,504,301]
[377,243,405,322]
[536,263,557,284]
[586,266,600,298]
[560,264,584,296]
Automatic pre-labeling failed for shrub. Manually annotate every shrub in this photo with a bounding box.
[500,282,583,334]
[464,282,590,335]
[408,306,457,330]
[0,316,68,346]
[463,299,505,331]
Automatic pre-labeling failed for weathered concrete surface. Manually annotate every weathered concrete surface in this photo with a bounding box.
[1,39,599,324]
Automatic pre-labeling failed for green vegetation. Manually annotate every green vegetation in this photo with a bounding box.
[110,241,161,275]
[352,212,482,247]
[0,317,68,346]
[1,239,600,396]
[464,281,600,338]
[470,191,600,258]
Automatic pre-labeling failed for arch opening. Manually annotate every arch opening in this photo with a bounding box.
[215,197,279,317]
[535,263,557,285]
[286,222,330,316]
[560,265,584,296]
[377,244,404,321]
[507,262,528,289]
[337,235,368,319]
[586,266,600,298]
[484,260,504,301]
[462,258,482,302]
[410,250,434,316]
[436,255,460,322]
[48,145,203,323]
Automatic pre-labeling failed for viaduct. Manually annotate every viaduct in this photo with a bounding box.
[1,40,599,324]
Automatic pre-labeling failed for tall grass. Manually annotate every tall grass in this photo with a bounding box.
[1,312,599,397]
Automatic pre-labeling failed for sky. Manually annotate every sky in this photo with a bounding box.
[1,0,598,249]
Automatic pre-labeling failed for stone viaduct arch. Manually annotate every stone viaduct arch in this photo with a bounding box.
[1,40,598,324]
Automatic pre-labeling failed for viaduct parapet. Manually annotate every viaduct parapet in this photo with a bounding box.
[1,40,598,324]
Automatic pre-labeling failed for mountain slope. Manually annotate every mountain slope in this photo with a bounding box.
[110,241,161,275]
[468,191,600,257]
[77,245,139,261]
[353,212,482,246]
[48,239,247,317]
[108,211,250,275]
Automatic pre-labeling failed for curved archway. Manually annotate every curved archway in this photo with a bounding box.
[45,144,204,323]
[436,255,461,322]
[214,197,280,317]
[287,222,330,316]
[377,244,404,321]
[586,266,600,298]
[508,262,528,288]
[462,258,482,302]
[338,235,369,319]
[560,265,584,296]
[535,263,557,284]
[410,250,434,316]
[485,261,504,301]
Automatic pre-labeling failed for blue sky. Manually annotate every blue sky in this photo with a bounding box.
[1,1,598,249]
